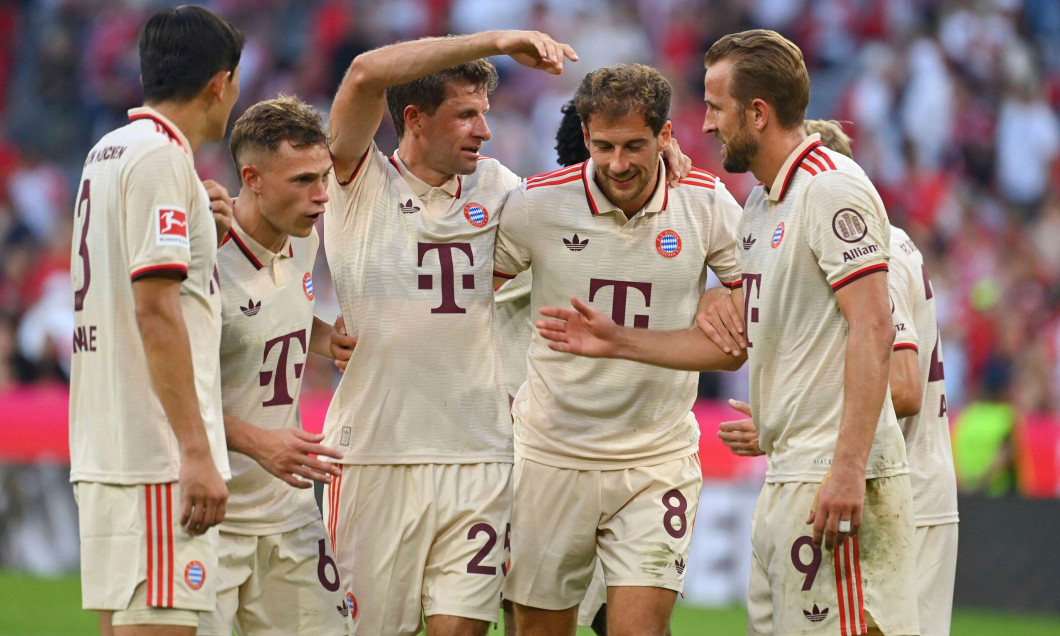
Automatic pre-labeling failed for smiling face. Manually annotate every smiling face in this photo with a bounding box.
[417,80,492,178]
[702,58,758,174]
[248,140,331,241]
[584,111,671,214]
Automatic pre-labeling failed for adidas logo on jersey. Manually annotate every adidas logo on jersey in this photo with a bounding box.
[803,604,829,623]
[240,298,261,317]
[674,558,686,574]
[337,600,349,618]
[743,234,756,250]
[399,199,420,214]
[563,234,588,251]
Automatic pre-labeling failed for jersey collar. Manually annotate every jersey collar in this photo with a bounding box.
[127,106,191,154]
[389,151,462,199]
[224,216,293,270]
[582,156,668,218]
[766,133,822,203]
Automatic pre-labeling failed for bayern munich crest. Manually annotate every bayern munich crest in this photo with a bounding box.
[184,561,205,590]
[303,272,315,300]
[771,222,785,248]
[656,230,682,257]
[347,592,358,619]
[463,201,488,227]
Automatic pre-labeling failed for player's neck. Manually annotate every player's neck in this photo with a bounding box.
[752,126,807,191]
[144,100,210,154]
[396,142,453,188]
[234,191,288,253]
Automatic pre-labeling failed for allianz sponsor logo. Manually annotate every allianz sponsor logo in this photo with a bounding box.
[842,244,879,262]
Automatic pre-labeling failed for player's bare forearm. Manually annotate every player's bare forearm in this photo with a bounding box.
[330,30,576,174]
[615,326,747,372]
[833,271,894,475]
[889,348,922,419]
[133,276,211,455]
[309,315,335,358]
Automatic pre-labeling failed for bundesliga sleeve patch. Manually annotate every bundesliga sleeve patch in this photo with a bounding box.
[156,206,189,248]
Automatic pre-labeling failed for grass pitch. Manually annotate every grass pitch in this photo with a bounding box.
[2,570,1057,635]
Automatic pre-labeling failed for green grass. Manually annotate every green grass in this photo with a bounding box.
[2,570,1058,635]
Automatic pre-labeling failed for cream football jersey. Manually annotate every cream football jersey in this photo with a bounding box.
[69,106,228,484]
[322,145,519,464]
[495,270,532,398]
[740,134,908,483]
[216,219,323,534]
[494,159,743,469]
[890,226,959,526]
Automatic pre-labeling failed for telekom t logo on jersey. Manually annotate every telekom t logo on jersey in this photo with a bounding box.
[588,279,652,328]
[260,329,306,406]
[418,242,475,314]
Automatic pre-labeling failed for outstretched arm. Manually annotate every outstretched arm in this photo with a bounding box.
[536,296,746,372]
[330,30,577,179]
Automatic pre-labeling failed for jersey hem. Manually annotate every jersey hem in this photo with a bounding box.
[513,444,698,471]
[913,513,960,527]
[764,465,909,484]
[327,454,514,466]
[218,511,321,536]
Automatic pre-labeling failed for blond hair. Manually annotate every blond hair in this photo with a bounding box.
[704,30,809,130]
[230,95,327,169]
[803,119,852,158]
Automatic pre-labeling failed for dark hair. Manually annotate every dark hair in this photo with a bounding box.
[704,29,809,130]
[555,100,589,167]
[139,5,245,103]
[385,57,498,139]
[230,95,327,170]
[573,64,672,136]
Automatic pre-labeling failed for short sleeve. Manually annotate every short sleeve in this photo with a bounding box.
[705,180,743,289]
[889,250,920,351]
[124,144,196,280]
[804,171,890,292]
[493,183,532,279]
[326,141,390,227]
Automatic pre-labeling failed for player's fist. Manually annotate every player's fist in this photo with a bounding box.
[203,179,234,245]
[497,30,578,75]
[718,399,763,456]
[178,447,228,535]
[330,314,357,372]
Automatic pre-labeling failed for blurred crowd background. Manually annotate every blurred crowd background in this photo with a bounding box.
[0,0,1058,478]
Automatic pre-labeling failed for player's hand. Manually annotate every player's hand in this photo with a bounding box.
[330,314,357,373]
[536,296,620,358]
[662,137,693,186]
[178,447,228,535]
[696,288,745,356]
[496,30,578,75]
[717,399,763,456]
[254,428,344,489]
[203,179,234,246]
[806,464,865,551]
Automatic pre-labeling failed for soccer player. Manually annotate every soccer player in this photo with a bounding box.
[715,118,959,636]
[536,32,919,636]
[321,31,576,636]
[194,96,351,636]
[68,6,243,635]
[492,63,745,636]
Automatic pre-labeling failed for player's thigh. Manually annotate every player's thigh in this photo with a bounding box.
[76,482,215,627]
[231,520,350,636]
[755,478,918,636]
[424,463,512,624]
[746,486,774,636]
[196,531,255,636]
[606,586,677,636]
[503,458,599,611]
[913,522,958,636]
[576,559,606,627]
[424,612,491,636]
[596,455,702,593]
[327,464,433,636]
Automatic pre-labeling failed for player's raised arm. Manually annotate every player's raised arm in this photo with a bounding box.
[536,296,746,371]
[329,30,577,180]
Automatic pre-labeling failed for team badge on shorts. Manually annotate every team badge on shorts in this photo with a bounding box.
[656,230,681,257]
[303,272,315,300]
[771,222,785,248]
[184,560,205,590]
[464,202,488,227]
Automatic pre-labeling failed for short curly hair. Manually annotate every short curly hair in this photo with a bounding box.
[230,95,327,169]
[573,63,672,135]
[555,100,589,167]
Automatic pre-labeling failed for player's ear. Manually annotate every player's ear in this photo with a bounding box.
[241,163,262,192]
[658,120,672,149]
[205,70,231,103]
[582,123,590,148]
[749,98,769,132]
[403,105,422,134]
